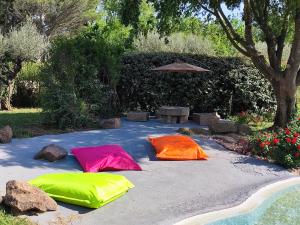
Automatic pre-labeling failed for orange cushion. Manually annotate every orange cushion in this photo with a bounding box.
[148,135,208,160]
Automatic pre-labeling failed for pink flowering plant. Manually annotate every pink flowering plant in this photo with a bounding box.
[252,117,300,168]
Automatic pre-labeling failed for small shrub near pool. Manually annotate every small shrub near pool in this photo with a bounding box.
[252,118,300,168]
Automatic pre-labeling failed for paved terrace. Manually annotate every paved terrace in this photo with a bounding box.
[0,120,293,225]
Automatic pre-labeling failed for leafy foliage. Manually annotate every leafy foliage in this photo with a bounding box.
[133,31,215,55]
[41,21,131,129]
[1,0,99,38]
[4,20,47,60]
[202,21,240,56]
[118,53,275,117]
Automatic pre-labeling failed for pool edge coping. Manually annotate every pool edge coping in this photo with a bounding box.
[175,176,300,225]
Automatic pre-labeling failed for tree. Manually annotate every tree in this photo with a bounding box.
[0,20,47,110]
[41,20,131,128]
[0,0,98,110]
[0,0,99,38]
[121,0,300,127]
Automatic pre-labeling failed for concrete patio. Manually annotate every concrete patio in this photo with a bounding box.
[0,119,294,225]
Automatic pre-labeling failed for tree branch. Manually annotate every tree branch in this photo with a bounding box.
[286,9,300,77]
[217,5,248,48]
[199,3,250,56]
[199,3,215,15]
[214,11,250,56]
[243,0,255,47]
[276,12,290,65]
[250,0,279,70]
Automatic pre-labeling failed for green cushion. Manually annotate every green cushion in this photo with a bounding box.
[29,172,134,208]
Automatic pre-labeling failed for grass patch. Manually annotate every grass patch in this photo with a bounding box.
[0,108,65,138]
[0,108,52,138]
[0,108,100,138]
[0,209,33,225]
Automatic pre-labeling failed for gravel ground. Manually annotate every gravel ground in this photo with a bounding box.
[0,119,293,225]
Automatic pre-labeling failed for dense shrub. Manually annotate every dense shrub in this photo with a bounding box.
[252,118,300,168]
[118,53,275,117]
[41,21,130,129]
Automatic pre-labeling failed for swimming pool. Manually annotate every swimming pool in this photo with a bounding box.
[208,184,300,225]
[175,177,300,225]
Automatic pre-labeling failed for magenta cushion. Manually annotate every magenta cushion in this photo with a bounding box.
[71,144,142,172]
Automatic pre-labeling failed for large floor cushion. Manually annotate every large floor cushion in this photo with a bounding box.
[148,135,208,160]
[71,144,142,172]
[29,173,134,208]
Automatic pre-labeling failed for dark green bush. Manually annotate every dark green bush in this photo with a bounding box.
[41,22,130,129]
[118,53,275,117]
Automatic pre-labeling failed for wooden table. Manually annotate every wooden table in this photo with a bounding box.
[156,106,189,124]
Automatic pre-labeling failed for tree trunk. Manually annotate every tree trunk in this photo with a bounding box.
[2,80,15,111]
[272,78,297,128]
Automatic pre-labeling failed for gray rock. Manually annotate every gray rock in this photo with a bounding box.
[209,119,238,134]
[157,106,190,124]
[0,125,13,144]
[127,112,149,122]
[34,144,67,162]
[193,112,221,126]
[238,124,252,135]
[157,106,189,116]
[99,118,121,129]
[4,180,57,214]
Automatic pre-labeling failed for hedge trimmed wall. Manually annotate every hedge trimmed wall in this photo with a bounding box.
[118,53,275,117]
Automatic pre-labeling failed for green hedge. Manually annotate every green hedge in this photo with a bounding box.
[118,53,275,117]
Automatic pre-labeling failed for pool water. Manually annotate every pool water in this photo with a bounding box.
[208,185,300,225]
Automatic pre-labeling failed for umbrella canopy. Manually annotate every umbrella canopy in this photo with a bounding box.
[151,62,210,73]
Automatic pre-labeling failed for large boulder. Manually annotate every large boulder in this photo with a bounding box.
[99,118,121,129]
[34,144,68,162]
[0,125,13,143]
[238,124,252,135]
[4,180,57,214]
[209,119,238,134]
[192,112,221,126]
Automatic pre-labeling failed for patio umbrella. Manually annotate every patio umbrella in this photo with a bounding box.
[151,60,211,113]
[151,61,210,73]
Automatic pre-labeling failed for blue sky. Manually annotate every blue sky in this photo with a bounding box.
[222,3,243,18]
